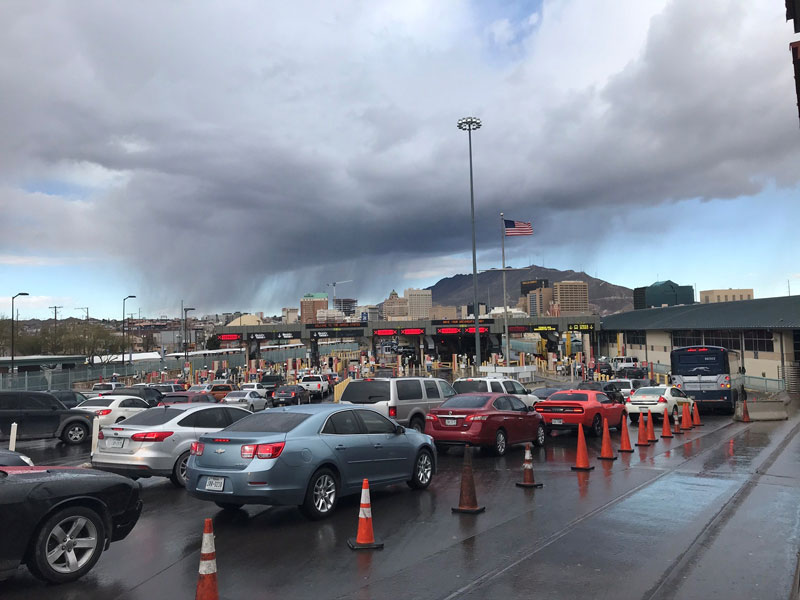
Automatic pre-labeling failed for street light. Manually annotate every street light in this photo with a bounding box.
[11,292,29,376]
[183,307,195,366]
[457,116,482,371]
[123,295,136,365]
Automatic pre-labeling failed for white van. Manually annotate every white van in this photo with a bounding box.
[611,356,639,372]
[339,377,457,432]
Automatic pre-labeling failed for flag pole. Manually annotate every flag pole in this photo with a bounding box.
[500,213,510,366]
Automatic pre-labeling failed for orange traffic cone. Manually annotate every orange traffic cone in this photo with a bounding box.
[598,418,617,461]
[661,408,673,438]
[635,415,649,447]
[195,518,219,600]
[681,402,693,430]
[741,398,751,423]
[571,423,595,471]
[452,446,486,513]
[646,410,658,443]
[348,479,384,549]
[618,416,634,453]
[692,402,704,426]
[673,416,684,435]
[516,443,544,488]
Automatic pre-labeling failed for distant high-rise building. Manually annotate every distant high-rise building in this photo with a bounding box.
[633,281,694,310]
[333,297,358,316]
[382,290,408,318]
[465,303,487,317]
[316,309,345,323]
[553,281,589,314]
[699,289,753,304]
[527,287,554,316]
[356,305,380,321]
[281,307,299,324]
[300,293,328,324]
[520,279,549,296]
[404,288,432,319]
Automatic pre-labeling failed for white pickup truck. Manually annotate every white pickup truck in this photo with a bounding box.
[299,375,329,400]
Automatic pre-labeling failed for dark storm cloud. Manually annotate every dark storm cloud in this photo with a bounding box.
[0,0,797,313]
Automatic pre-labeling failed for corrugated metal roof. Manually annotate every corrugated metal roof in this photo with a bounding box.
[602,296,800,331]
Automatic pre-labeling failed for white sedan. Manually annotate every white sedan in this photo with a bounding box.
[239,382,268,398]
[76,395,151,426]
[626,386,694,424]
[222,390,269,411]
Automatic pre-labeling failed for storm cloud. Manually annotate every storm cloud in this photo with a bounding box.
[1,0,797,314]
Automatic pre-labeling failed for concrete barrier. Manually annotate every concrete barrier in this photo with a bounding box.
[333,378,350,403]
[734,399,788,421]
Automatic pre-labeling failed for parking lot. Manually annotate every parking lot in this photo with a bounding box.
[4,407,800,600]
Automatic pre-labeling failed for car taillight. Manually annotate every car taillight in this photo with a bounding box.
[426,413,438,421]
[291,392,296,397]
[98,430,105,439]
[724,375,730,381]
[389,407,397,418]
[241,444,256,459]
[658,396,667,403]
[676,384,681,388]
[130,431,174,442]
[317,384,321,389]
[625,397,631,403]
[95,409,112,416]
[465,414,488,422]
[191,442,204,456]
[256,442,285,459]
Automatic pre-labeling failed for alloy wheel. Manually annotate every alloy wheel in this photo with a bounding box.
[45,516,98,574]
[313,474,336,513]
[416,452,432,485]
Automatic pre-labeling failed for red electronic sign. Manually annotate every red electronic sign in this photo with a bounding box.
[508,325,530,333]
[219,334,241,341]
[373,329,397,336]
[466,327,489,334]
[400,328,425,335]
[436,327,462,335]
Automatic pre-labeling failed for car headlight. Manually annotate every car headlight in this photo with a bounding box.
[20,454,34,466]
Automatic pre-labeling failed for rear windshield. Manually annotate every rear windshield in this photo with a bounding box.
[532,388,558,398]
[225,412,310,433]
[93,384,113,390]
[79,398,113,407]
[164,395,189,402]
[340,381,390,404]
[634,387,667,396]
[276,386,299,394]
[122,408,182,425]
[188,386,207,392]
[261,376,282,383]
[453,381,487,394]
[439,395,490,409]
[577,382,601,390]
[612,381,631,389]
[548,392,589,402]
[302,376,321,382]
[152,386,173,393]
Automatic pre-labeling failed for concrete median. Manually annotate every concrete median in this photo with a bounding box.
[734,392,790,421]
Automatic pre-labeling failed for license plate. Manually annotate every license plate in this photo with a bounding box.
[552,418,563,425]
[444,419,457,426]
[205,477,225,491]
[107,438,124,448]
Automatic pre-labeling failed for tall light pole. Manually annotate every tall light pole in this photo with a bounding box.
[48,305,63,354]
[75,307,89,359]
[123,296,136,365]
[458,116,482,370]
[184,307,195,366]
[11,292,28,376]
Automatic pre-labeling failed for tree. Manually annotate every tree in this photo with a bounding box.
[205,335,221,351]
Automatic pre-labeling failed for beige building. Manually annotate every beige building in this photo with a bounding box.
[316,308,345,323]
[382,290,408,318]
[431,305,458,319]
[281,307,299,324]
[700,289,754,303]
[553,280,589,314]
[404,288,432,319]
[527,287,554,316]
[300,293,328,324]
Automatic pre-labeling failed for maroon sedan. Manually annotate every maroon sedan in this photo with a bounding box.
[425,393,546,456]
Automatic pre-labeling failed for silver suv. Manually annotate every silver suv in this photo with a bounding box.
[339,377,456,432]
[91,404,251,487]
[452,376,539,406]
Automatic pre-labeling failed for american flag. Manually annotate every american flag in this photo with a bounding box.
[503,219,533,236]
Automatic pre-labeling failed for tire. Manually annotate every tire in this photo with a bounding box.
[61,422,89,445]
[409,416,425,433]
[407,449,434,489]
[26,506,105,584]
[494,429,508,456]
[533,422,546,447]
[590,414,602,437]
[215,502,244,511]
[629,413,640,424]
[300,468,339,520]
[169,451,190,488]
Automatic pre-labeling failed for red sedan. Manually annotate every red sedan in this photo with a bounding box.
[534,389,626,436]
[425,393,546,456]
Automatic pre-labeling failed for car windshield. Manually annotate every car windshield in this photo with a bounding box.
[225,412,310,433]
[79,398,113,407]
[226,392,246,398]
[188,386,206,392]
[452,381,486,393]
[340,381,390,404]
[122,408,182,425]
[532,388,558,398]
[548,392,589,402]
[634,387,667,396]
[439,395,490,409]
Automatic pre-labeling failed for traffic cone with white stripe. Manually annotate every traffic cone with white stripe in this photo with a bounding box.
[347,479,384,550]
[195,518,218,600]
[516,443,544,488]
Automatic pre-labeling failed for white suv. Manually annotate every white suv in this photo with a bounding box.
[611,356,640,372]
[626,385,694,424]
[452,377,539,407]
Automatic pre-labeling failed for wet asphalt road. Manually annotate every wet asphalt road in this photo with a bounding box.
[3,412,800,600]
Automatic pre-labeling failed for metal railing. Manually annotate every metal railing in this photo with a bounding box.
[743,376,786,393]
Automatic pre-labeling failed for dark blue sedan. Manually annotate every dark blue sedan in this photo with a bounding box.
[186,404,436,519]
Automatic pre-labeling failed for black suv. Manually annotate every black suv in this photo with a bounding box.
[259,375,285,397]
[577,381,625,404]
[0,391,95,445]
[100,386,163,407]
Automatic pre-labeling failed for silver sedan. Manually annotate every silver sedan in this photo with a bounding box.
[91,404,251,488]
[186,404,436,519]
[222,390,270,411]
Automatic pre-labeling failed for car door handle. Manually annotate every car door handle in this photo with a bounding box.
[373,443,383,449]
[335,445,347,451]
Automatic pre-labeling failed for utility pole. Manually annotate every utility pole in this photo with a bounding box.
[49,305,63,354]
[76,307,89,358]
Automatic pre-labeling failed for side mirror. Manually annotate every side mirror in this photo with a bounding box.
[525,389,532,395]
[395,425,405,434]
[526,405,535,412]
